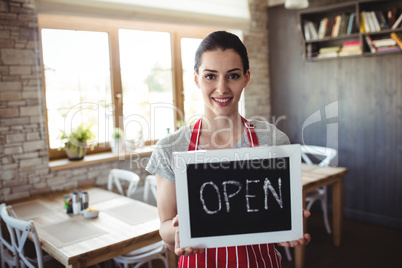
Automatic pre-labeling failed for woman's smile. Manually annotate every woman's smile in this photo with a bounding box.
[212,97,233,106]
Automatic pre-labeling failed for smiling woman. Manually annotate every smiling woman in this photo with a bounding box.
[145,31,310,268]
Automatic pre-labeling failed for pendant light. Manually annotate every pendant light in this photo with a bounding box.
[284,0,309,9]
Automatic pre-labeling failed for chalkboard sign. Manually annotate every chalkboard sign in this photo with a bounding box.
[173,144,303,248]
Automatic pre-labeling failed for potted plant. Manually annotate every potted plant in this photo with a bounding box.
[110,127,125,153]
[58,124,96,160]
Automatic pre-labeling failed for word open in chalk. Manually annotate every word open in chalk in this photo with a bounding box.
[199,177,284,215]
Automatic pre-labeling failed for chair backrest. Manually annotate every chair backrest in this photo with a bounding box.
[0,203,19,268]
[143,175,157,203]
[1,205,45,268]
[107,169,140,198]
[301,145,337,167]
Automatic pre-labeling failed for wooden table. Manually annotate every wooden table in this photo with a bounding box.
[8,187,161,268]
[295,164,348,268]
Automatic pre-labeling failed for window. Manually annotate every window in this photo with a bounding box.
[39,14,214,160]
[41,29,112,151]
[119,30,173,147]
[181,38,203,125]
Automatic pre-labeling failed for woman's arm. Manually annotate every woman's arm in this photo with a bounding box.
[156,175,177,251]
[156,174,205,256]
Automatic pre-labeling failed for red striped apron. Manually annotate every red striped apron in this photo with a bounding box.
[179,117,282,268]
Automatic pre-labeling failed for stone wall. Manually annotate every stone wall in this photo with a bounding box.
[0,0,271,202]
[1,0,50,201]
[244,0,271,120]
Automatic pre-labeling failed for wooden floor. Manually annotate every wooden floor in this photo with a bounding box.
[278,211,402,268]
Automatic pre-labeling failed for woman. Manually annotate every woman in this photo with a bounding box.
[146,31,310,267]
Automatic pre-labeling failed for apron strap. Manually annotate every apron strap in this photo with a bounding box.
[188,117,202,151]
[188,116,258,150]
[241,116,259,147]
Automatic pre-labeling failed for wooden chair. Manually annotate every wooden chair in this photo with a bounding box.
[0,205,63,268]
[112,241,168,268]
[108,169,168,268]
[0,203,18,268]
[1,204,47,268]
[107,169,140,198]
[143,175,157,204]
[284,145,337,261]
[109,171,168,268]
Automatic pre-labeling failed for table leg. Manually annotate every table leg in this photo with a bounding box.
[168,249,178,268]
[294,245,305,268]
[294,190,307,268]
[72,262,86,268]
[332,175,344,246]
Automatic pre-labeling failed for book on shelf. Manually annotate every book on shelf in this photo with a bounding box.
[387,8,399,28]
[365,35,377,53]
[306,43,320,59]
[319,46,341,53]
[318,52,339,58]
[390,32,402,49]
[317,17,329,39]
[374,11,389,30]
[370,11,381,32]
[372,37,397,47]
[331,15,342,37]
[375,45,401,53]
[346,13,356,35]
[391,13,402,29]
[364,11,376,32]
[338,50,362,56]
[363,12,371,32]
[338,40,362,56]
[360,10,396,32]
[339,13,350,36]
[303,22,311,41]
[340,45,361,52]
[307,21,319,40]
[313,46,341,59]
[317,46,340,58]
[366,36,401,53]
[303,21,318,41]
[360,12,366,33]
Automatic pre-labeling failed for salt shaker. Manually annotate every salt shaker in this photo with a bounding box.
[72,192,81,215]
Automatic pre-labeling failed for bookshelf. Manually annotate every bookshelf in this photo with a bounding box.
[299,0,402,61]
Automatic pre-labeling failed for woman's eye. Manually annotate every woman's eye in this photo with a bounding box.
[228,73,241,79]
[205,74,215,80]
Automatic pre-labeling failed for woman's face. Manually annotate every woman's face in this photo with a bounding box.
[194,49,250,118]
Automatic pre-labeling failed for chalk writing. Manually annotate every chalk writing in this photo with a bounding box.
[200,182,221,215]
[199,177,283,215]
[264,178,283,209]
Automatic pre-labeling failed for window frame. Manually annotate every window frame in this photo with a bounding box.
[38,14,215,160]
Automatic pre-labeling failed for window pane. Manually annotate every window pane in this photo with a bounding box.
[119,30,174,147]
[41,29,112,149]
[181,38,203,125]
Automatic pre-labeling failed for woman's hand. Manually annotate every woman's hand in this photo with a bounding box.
[173,215,205,257]
[277,210,312,248]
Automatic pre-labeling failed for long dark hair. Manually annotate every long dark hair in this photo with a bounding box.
[194,31,249,75]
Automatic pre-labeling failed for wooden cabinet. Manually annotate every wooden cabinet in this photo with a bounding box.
[299,0,402,61]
